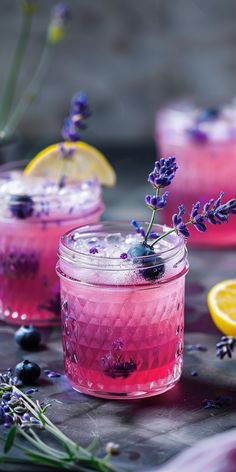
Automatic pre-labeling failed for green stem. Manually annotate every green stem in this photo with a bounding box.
[11,387,122,472]
[149,228,176,247]
[0,4,33,130]
[150,220,192,247]
[26,429,68,460]
[144,188,159,242]
[2,43,53,139]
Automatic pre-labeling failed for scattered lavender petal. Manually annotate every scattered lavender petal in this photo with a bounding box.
[191,370,198,377]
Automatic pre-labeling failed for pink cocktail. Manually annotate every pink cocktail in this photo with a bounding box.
[57,222,188,399]
[156,103,236,246]
[0,167,103,326]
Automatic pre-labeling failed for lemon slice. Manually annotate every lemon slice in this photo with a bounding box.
[24,141,116,187]
[207,279,236,336]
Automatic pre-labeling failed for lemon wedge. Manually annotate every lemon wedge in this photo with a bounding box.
[24,141,116,187]
[207,279,236,336]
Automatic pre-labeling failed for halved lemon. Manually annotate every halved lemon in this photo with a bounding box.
[24,141,116,187]
[207,279,236,336]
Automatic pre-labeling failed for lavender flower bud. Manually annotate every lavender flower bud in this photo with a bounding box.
[48,3,71,44]
[148,156,178,189]
[106,442,121,455]
[145,192,169,210]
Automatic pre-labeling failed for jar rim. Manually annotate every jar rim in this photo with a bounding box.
[59,220,186,268]
[0,161,103,221]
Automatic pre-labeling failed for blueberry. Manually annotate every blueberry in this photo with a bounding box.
[128,243,152,259]
[197,108,220,121]
[15,360,41,384]
[141,256,165,281]
[15,326,41,351]
[9,194,34,219]
[128,243,165,281]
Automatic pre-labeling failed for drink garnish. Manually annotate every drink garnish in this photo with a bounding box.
[24,92,116,187]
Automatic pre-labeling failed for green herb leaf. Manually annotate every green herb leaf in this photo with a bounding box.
[4,426,17,454]
[41,403,51,414]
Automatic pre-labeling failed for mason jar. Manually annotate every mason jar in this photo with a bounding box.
[156,101,236,247]
[57,221,189,399]
[0,162,104,326]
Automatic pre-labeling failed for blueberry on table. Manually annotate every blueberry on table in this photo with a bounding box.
[15,360,41,384]
[128,243,165,281]
[15,326,41,351]
[9,194,34,219]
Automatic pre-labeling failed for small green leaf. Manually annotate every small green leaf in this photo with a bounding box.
[41,403,51,414]
[87,437,100,453]
[4,426,17,454]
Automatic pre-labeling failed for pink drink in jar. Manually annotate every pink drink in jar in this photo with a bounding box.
[0,167,103,326]
[156,103,236,247]
[57,222,188,399]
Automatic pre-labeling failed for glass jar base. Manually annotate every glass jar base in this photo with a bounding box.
[0,311,61,327]
[70,376,181,400]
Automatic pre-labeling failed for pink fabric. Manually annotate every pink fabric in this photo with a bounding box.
[157,429,236,472]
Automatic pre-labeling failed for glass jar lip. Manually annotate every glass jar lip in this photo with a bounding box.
[0,161,101,201]
[0,160,103,221]
[59,220,185,265]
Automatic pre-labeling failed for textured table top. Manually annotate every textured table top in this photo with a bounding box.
[0,249,235,472]
[0,144,236,471]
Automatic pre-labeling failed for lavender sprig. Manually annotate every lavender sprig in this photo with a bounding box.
[216,336,235,359]
[131,156,236,250]
[62,91,91,142]
[141,157,177,242]
[1,3,71,140]
[58,91,91,187]
[0,371,120,471]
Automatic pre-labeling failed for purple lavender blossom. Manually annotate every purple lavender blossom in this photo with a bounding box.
[172,193,236,239]
[52,3,71,21]
[148,157,178,189]
[145,191,169,210]
[203,396,232,409]
[149,232,159,239]
[172,205,190,238]
[62,92,91,142]
[89,246,98,254]
[58,143,75,160]
[62,117,81,141]
[48,3,71,44]
[101,354,137,379]
[71,91,91,120]
[131,220,145,237]
[216,336,235,359]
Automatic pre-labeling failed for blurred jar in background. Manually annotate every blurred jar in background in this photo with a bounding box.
[156,101,236,247]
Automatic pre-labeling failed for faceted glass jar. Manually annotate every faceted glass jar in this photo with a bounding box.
[0,162,104,326]
[156,101,236,247]
[57,221,189,400]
